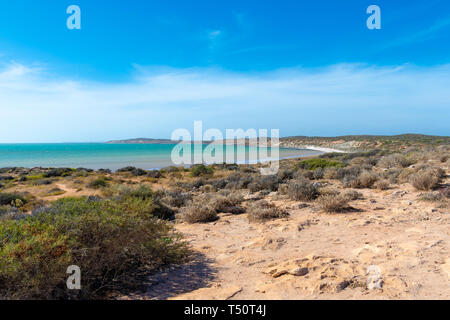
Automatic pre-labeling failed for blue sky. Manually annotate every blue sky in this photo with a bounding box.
[0,0,449,142]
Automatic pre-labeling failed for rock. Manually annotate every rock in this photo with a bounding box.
[289,267,309,276]
[431,208,438,213]
[370,199,377,204]
[298,203,309,209]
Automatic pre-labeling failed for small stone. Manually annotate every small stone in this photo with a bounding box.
[431,208,438,213]
[298,203,309,209]
[370,199,376,204]
[289,267,309,276]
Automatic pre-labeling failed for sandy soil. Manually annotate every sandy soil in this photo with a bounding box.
[124,180,449,300]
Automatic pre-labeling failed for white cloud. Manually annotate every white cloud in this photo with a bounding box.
[0,62,449,142]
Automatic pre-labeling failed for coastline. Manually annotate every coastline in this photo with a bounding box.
[0,144,334,171]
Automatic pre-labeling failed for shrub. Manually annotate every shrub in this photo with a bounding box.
[378,154,415,168]
[209,193,244,214]
[86,177,108,189]
[296,159,344,171]
[277,169,294,182]
[179,202,218,223]
[117,166,136,173]
[0,197,188,299]
[346,171,379,189]
[131,168,147,176]
[319,187,340,196]
[44,168,74,178]
[336,166,362,180]
[323,167,339,179]
[409,169,440,191]
[247,200,289,222]
[418,191,442,202]
[278,183,289,195]
[157,189,191,208]
[287,179,319,201]
[317,194,350,213]
[147,170,161,178]
[382,168,401,184]
[374,179,390,190]
[248,175,279,193]
[224,173,253,190]
[344,190,364,200]
[313,168,324,180]
[0,193,26,206]
[190,164,214,177]
[113,185,174,220]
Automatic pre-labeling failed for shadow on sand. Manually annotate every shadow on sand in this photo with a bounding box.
[137,253,217,300]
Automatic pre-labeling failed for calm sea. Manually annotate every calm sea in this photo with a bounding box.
[0,143,322,171]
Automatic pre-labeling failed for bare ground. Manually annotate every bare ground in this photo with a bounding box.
[123,181,449,300]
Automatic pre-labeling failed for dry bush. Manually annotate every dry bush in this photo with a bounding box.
[180,192,245,222]
[409,169,441,191]
[346,170,379,189]
[418,191,442,202]
[157,189,192,208]
[179,202,218,223]
[277,169,294,182]
[198,184,216,193]
[287,179,319,201]
[319,187,340,196]
[317,193,350,213]
[344,190,364,200]
[374,179,390,190]
[397,167,416,183]
[248,175,279,193]
[313,168,324,180]
[323,167,339,179]
[382,168,401,184]
[378,154,415,168]
[278,183,289,195]
[210,193,244,213]
[247,200,289,222]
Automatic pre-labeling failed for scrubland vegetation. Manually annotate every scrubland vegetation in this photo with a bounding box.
[0,138,448,299]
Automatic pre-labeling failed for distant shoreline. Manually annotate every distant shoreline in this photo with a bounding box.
[0,143,323,171]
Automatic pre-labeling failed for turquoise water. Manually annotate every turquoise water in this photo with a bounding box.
[0,143,321,171]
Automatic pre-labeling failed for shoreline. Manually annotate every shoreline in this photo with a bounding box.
[0,145,338,171]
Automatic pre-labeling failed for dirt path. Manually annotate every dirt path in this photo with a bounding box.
[123,182,450,300]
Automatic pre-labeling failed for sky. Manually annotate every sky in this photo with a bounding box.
[0,0,449,142]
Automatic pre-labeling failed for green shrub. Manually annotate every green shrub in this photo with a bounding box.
[86,177,108,189]
[296,159,344,171]
[0,193,26,206]
[44,168,74,178]
[0,197,188,299]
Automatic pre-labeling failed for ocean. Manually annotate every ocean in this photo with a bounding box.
[0,143,322,171]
